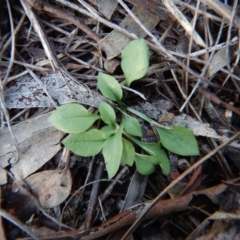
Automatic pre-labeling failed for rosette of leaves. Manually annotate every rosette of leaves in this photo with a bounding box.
[49,39,199,179]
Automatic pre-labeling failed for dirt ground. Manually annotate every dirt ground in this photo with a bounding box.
[1,0,240,239]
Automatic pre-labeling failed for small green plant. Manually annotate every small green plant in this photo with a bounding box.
[49,39,199,179]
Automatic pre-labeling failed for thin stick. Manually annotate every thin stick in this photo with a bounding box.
[0,0,22,157]
[0,14,26,58]
[203,0,240,29]
[0,208,39,239]
[3,0,15,85]
[20,0,60,71]
[185,0,201,101]
[38,1,101,42]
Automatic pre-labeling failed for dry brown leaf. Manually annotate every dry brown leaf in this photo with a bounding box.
[25,169,72,208]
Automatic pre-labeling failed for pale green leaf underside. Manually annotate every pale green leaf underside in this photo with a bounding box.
[48,103,99,133]
[63,129,106,156]
[156,126,200,156]
[121,39,149,87]
[102,125,123,179]
[121,139,135,166]
[99,102,116,125]
[135,153,155,175]
[122,114,142,137]
[98,72,123,101]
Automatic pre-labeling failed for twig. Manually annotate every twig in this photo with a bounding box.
[101,166,129,202]
[179,19,227,112]
[0,208,39,239]
[196,87,240,116]
[31,0,101,42]
[20,0,60,71]
[56,0,139,40]
[84,162,104,229]
[3,0,15,86]
[170,68,202,122]
[0,14,26,58]
[162,0,206,47]
[1,57,51,72]
[185,0,201,99]
[174,0,223,23]
[202,0,240,29]
[61,178,117,223]
[0,0,22,158]
[224,0,238,87]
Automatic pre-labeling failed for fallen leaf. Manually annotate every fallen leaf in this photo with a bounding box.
[24,169,72,208]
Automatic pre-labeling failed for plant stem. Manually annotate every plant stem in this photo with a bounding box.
[126,107,173,129]
[123,131,140,145]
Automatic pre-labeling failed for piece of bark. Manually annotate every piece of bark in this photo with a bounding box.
[94,0,118,19]
[125,0,168,20]
[5,73,108,109]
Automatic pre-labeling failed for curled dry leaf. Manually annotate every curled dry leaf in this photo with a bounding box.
[25,170,72,208]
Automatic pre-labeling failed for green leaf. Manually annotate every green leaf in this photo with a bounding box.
[99,102,116,125]
[135,153,156,175]
[100,125,116,138]
[98,72,123,101]
[63,129,106,156]
[122,114,142,137]
[102,125,123,179]
[121,139,135,166]
[134,141,163,160]
[121,39,149,87]
[137,142,170,175]
[48,103,100,133]
[124,134,170,175]
[156,126,200,156]
[135,153,160,165]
